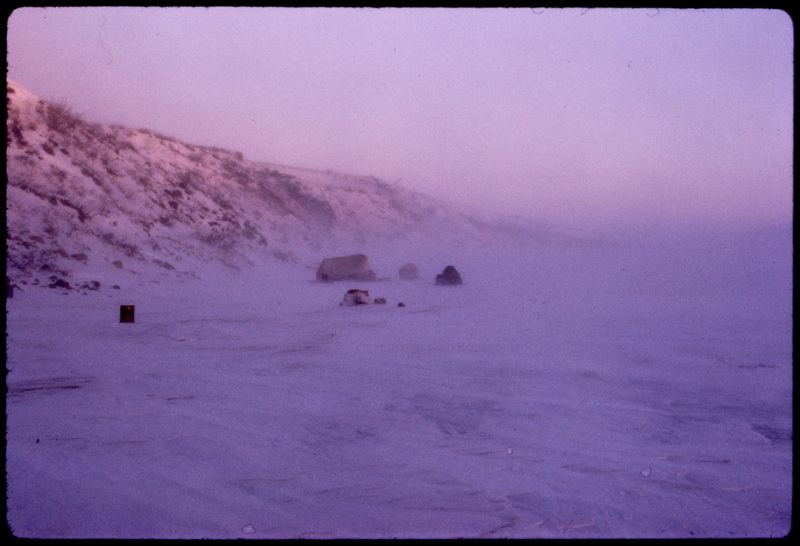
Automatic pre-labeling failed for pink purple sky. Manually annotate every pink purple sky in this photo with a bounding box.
[7,7,793,229]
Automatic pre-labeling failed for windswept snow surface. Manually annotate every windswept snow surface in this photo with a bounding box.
[5,226,792,538]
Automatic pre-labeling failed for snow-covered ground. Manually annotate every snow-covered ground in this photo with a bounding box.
[5,225,792,538]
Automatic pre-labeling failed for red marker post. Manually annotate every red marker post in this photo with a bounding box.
[120,305,135,323]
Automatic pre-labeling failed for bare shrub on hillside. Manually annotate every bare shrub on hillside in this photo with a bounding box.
[45,102,84,134]
[8,121,26,146]
[221,158,253,187]
[78,164,108,192]
[114,139,137,153]
[10,178,59,206]
[7,246,48,275]
[140,129,177,143]
[176,170,201,194]
[100,155,119,177]
[152,259,175,270]
[251,169,289,211]
[86,122,105,136]
[98,232,141,258]
[242,221,268,246]
[14,154,35,166]
[23,148,43,160]
[389,196,425,222]
[57,197,89,223]
[208,190,234,211]
[50,166,68,183]
[197,229,239,251]
[105,126,137,154]
[276,177,336,226]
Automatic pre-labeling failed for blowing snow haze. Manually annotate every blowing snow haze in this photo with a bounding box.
[6,7,793,230]
[7,78,517,288]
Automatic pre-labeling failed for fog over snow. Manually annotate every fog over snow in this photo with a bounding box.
[7,7,792,229]
[5,6,794,540]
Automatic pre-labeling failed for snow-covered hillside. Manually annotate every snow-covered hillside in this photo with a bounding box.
[6,79,494,292]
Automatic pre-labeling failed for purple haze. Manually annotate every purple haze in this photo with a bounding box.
[7,7,793,230]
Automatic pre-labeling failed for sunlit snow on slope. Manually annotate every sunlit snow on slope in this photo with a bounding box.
[7,78,497,291]
[5,226,792,539]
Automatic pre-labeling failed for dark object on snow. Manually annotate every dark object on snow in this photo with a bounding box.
[49,277,71,290]
[374,297,387,305]
[6,276,13,299]
[78,281,101,291]
[398,302,406,308]
[435,265,463,286]
[398,262,420,280]
[316,254,377,282]
[341,289,371,306]
[120,305,135,323]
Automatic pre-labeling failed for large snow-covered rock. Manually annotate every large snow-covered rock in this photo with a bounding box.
[398,262,420,280]
[316,254,376,282]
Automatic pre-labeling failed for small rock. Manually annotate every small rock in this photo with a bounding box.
[79,280,101,291]
[49,277,71,289]
[374,297,387,305]
[341,289,371,306]
[397,302,406,307]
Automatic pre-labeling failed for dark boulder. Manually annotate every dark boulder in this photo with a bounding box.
[49,277,71,290]
[435,265,462,286]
